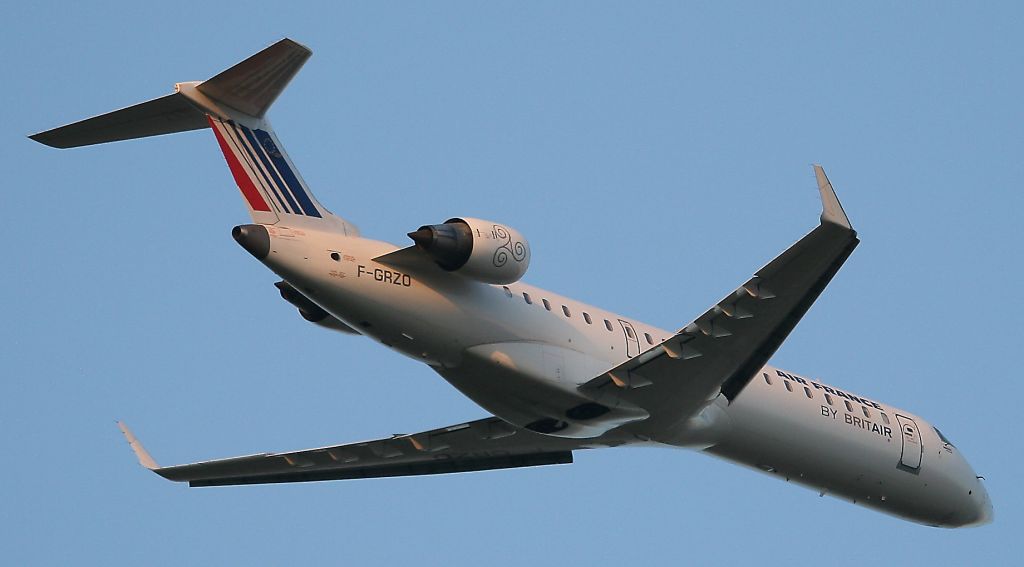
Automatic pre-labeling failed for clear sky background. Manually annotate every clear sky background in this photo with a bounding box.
[3,2,1021,565]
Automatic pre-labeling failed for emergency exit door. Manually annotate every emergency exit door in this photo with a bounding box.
[618,319,640,358]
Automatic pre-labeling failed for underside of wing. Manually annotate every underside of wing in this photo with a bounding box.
[118,417,598,487]
[580,166,859,433]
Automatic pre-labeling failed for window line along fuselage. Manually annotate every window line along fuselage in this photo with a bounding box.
[260,226,990,527]
[29,37,992,529]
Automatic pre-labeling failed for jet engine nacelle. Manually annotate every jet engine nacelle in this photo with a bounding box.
[408,217,531,284]
[274,281,360,335]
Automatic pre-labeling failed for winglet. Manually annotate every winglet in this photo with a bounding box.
[117,421,160,470]
[813,165,853,230]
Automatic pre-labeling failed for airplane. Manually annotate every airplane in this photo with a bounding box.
[30,38,991,528]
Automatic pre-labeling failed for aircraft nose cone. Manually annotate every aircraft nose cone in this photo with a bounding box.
[966,482,994,527]
[947,469,993,527]
[232,224,270,260]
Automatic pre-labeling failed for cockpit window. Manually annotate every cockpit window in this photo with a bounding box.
[934,427,955,447]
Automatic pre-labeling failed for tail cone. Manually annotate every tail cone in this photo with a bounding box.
[232,224,270,260]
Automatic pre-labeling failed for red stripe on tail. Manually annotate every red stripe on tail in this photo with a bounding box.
[207,115,271,212]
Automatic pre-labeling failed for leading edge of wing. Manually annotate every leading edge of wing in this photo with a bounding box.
[579,165,859,426]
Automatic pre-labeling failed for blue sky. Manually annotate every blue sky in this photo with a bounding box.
[3,2,1021,565]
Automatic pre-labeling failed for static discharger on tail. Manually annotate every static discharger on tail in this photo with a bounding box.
[31,39,991,527]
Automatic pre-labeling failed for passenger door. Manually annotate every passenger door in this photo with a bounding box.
[895,414,923,469]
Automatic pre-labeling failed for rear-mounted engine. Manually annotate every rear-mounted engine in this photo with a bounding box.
[407,217,531,284]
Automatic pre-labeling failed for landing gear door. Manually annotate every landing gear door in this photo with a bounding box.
[895,414,923,469]
[618,319,640,358]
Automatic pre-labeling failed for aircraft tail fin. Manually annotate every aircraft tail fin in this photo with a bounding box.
[29,39,357,234]
[30,39,308,148]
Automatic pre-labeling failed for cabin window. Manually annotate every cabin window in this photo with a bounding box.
[542,299,552,311]
[523,292,533,305]
[604,319,613,332]
[862,406,871,418]
[825,393,833,405]
[330,252,341,261]
[502,286,512,297]
[804,387,813,399]
[880,413,890,425]
[784,381,793,392]
[583,312,593,324]
[562,305,571,317]
[644,332,654,345]
[625,326,635,339]
[764,373,773,385]
[844,400,854,412]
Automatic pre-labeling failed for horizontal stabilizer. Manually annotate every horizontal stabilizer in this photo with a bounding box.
[30,93,207,149]
[29,38,312,149]
[196,39,311,118]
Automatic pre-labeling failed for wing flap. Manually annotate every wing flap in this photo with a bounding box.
[180,452,572,487]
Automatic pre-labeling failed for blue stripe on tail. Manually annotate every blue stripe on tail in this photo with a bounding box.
[235,123,301,215]
[254,129,321,218]
[225,122,290,214]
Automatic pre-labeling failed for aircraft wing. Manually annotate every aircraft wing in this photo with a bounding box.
[580,166,859,432]
[117,417,601,487]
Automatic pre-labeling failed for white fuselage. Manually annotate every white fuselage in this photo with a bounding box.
[30,35,992,529]
[257,225,991,528]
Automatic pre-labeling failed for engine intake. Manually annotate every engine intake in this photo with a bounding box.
[408,217,530,284]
